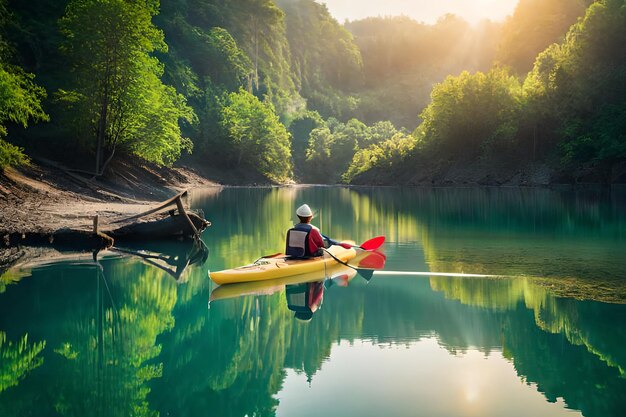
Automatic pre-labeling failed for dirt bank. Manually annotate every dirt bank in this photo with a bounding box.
[0,157,220,270]
[351,157,626,186]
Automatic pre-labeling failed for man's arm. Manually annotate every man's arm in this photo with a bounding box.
[309,228,325,253]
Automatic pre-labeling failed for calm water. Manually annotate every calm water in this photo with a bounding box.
[1,186,626,417]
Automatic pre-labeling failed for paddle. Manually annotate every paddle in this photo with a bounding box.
[357,251,386,269]
[323,235,385,251]
[321,237,386,280]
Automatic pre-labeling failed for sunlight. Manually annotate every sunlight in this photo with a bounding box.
[465,386,479,402]
[317,0,519,25]
[276,338,582,417]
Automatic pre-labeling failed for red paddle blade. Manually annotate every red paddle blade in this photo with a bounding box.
[357,251,386,269]
[359,236,385,251]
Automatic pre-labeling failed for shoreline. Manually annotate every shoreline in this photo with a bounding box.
[0,159,219,271]
[2,158,623,271]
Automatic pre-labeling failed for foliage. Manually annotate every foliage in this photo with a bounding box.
[157,10,253,93]
[343,132,416,183]
[418,68,523,159]
[304,125,334,182]
[0,0,48,169]
[1,0,624,184]
[0,65,47,141]
[345,15,502,128]
[59,0,194,171]
[497,0,590,74]
[288,110,324,178]
[304,117,406,183]
[523,0,626,177]
[277,0,363,117]
[220,88,292,182]
[221,0,302,116]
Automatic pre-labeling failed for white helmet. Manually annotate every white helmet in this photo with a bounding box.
[296,204,313,217]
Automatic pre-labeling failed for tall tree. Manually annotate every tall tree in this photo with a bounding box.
[220,88,292,182]
[0,0,47,169]
[59,0,193,174]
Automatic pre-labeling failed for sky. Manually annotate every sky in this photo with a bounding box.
[315,0,519,25]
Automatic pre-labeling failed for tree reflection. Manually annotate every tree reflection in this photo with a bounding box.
[2,186,625,417]
[429,275,626,416]
[0,332,45,394]
[0,259,177,416]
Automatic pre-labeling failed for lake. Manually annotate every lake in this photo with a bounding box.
[1,186,625,417]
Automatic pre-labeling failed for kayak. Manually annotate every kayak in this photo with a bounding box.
[209,261,358,302]
[209,243,357,285]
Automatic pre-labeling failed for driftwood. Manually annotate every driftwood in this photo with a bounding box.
[107,191,210,241]
[108,211,210,241]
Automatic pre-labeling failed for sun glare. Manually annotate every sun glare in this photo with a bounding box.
[317,0,519,25]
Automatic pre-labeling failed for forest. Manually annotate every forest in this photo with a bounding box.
[0,0,623,185]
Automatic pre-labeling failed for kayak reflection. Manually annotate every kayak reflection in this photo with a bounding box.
[209,247,386,321]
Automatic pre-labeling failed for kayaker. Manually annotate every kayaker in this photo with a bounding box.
[285,204,328,258]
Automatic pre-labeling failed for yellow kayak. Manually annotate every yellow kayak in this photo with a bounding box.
[209,243,357,285]
[209,261,358,302]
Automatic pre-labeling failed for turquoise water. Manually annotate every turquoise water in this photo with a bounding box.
[1,186,625,416]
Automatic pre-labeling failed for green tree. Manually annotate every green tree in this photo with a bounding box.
[524,0,626,180]
[343,132,415,183]
[304,125,333,182]
[288,110,324,179]
[59,0,193,174]
[222,0,302,117]
[0,0,48,169]
[418,68,523,159]
[303,118,365,183]
[221,88,292,182]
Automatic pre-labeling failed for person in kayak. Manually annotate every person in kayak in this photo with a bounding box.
[286,204,328,258]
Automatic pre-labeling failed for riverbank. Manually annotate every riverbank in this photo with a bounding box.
[0,157,220,270]
[349,158,626,186]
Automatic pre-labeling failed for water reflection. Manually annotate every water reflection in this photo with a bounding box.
[112,239,209,282]
[286,281,326,321]
[0,186,625,417]
[0,332,45,394]
[0,258,180,416]
[194,185,626,301]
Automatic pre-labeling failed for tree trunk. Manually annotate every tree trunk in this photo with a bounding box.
[95,65,110,175]
[95,108,105,175]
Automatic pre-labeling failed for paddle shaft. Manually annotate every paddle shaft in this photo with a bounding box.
[321,247,358,272]
[322,234,385,251]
